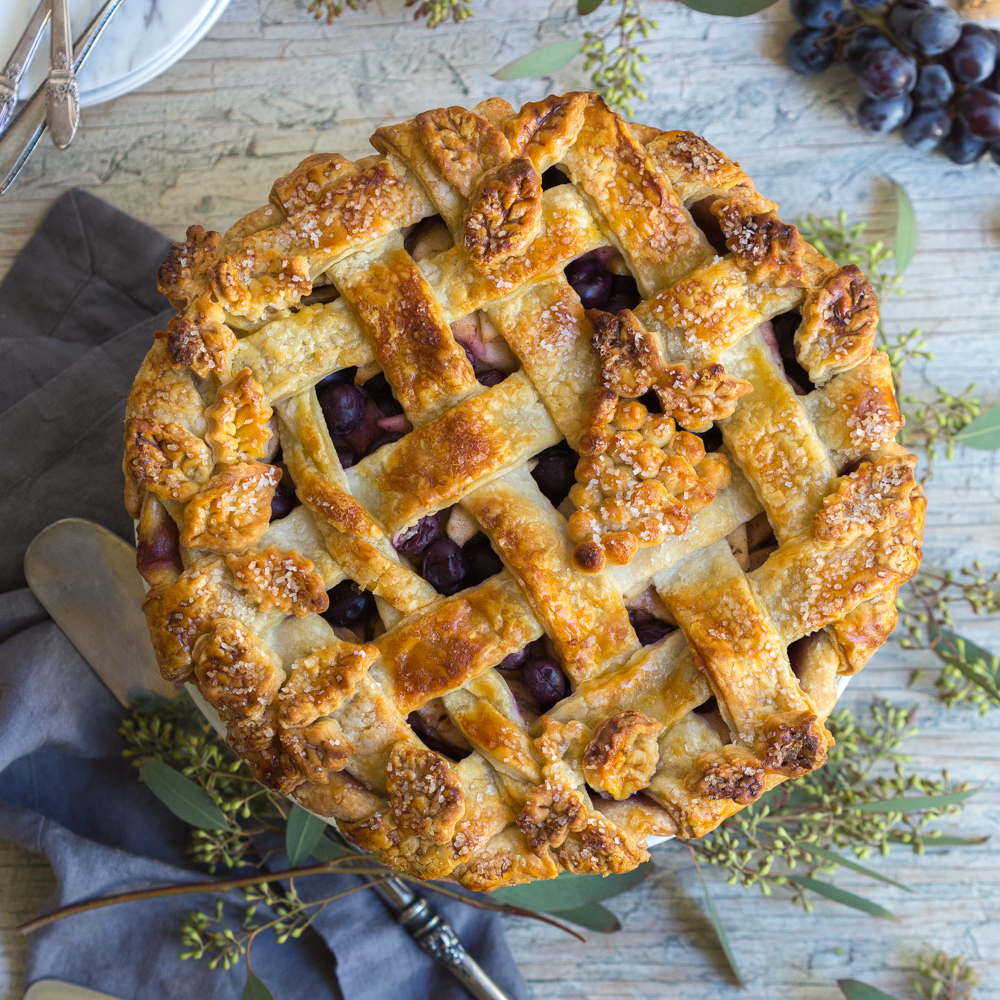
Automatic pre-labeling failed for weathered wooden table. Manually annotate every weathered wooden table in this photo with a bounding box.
[1,1,998,998]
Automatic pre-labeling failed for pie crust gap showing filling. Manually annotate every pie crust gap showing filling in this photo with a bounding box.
[125,92,924,889]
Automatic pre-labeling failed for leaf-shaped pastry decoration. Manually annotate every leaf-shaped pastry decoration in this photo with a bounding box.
[493,40,585,81]
[463,155,543,270]
[504,92,588,171]
[416,106,511,197]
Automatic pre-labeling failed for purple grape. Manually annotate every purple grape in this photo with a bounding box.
[365,430,405,456]
[317,382,365,435]
[852,0,882,8]
[845,27,892,75]
[363,372,404,417]
[628,609,675,647]
[858,94,913,135]
[567,267,613,309]
[531,444,579,507]
[421,538,468,594]
[323,580,374,627]
[860,47,917,100]
[912,63,954,106]
[837,6,859,27]
[941,118,987,163]
[887,0,928,45]
[902,105,951,150]
[604,273,641,314]
[476,370,506,387]
[909,7,961,56]
[316,367,356,388]
[463,533,504,584]
[790,0,842,29]
[335,442,356,469]
[946,24,997,84]
[393,513,441,556]
[956,86,1000,140]
[983,58,1000,94]
[497,646,531,673]
[522,656,569,709]
[269,467,299,520]
[785,27,836,76]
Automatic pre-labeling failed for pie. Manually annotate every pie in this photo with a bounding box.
[124,92,925,888]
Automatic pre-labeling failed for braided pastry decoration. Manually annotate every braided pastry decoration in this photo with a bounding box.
[125,93,924,888]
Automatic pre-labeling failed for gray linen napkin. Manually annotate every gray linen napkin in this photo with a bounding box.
[0,190,528,1000]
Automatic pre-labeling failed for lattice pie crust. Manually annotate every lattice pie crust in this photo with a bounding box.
[125,93,925,889]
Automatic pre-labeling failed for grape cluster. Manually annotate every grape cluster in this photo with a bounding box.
[786,0,1000,165]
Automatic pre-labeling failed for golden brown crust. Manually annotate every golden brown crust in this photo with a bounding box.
[162,292,236,377]
[226,545,329,616]
[463,156,543,271]
[124,418,213,503]
[712,191,809,287]
[796,265,878,384]
[181,463,282,553]
[206,368,274,466]
[416,106,511,197]
[386,742,465,844]
[193,618,285,722]
[157,225,221,307]
[503,92,588,171]
[583,710,663,799]
[588,308,752,431]
[277,640,379,726]
[127,93,919,888]
[569,390,732,573]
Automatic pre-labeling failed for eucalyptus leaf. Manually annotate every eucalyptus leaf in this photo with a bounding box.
[789,877,897,920]
[311,832,351,862]
[242,970,276,1000]
[578,0,605,12]
[680,0,780,15]
[139,759,228,831]
[838,979,903,1000]
[488,861,652,909]
[694,860,744,984]
[553,903,620,931]
[924,835,989,846]
[954,406,1000,450]
[893,182,916,276]
[286,804,326,866]
[493,41,585,80]
[803,845,912,891]
[852,789,980,813]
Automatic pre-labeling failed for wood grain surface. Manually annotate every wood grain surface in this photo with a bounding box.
[1,2,998,998]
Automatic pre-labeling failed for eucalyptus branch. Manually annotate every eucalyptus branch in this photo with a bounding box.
[582,0,657,116]
[17,858,392,935]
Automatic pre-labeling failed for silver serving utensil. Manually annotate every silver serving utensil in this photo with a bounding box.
[24,518,513,1000]
[46,0,79,148]
[0,0,123,193]
[0,0,51,136]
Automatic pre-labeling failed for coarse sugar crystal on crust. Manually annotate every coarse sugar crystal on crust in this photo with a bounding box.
[125,92,923,887]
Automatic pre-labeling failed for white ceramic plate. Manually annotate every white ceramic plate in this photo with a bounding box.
[0,0,231,108]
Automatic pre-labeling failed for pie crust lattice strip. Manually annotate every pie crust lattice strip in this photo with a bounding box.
[125,92,925,889]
